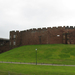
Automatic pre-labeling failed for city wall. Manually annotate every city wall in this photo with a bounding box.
[0,39,9,53]
[1,26,75,53]
[10,26,75,49]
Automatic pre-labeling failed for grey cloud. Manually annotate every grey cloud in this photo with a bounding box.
[0,0,75,38]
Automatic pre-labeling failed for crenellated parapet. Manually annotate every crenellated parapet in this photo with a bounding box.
[1,26,75,54]
[65,26,75,29]
[10,26,75,34]
[9,26,75,50]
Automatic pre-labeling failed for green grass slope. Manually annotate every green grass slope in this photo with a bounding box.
[0,63,75,75]
[0,44,75,64]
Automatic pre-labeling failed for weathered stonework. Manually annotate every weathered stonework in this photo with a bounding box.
[10,26,75,49]
[1,26,75,53]
[0,38,9,53]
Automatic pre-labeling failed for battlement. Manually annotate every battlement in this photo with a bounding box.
[33,28,36,30]
[65,26,75,29]
[10,26,75,34]
[10,31,15,33]
[52,27,57,29]
[16,31,19,32]
[37,28,41,30]
[10,31,20,33]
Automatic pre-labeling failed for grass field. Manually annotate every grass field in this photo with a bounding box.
[0,44,75,64]
[0,63,75,75]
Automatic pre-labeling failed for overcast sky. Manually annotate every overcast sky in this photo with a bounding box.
[0,0,75,39]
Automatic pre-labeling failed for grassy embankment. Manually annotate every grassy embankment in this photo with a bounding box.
[0,44,75,64]
[0,63,75,75]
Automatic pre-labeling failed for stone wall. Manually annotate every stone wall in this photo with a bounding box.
[63,26,75,44]
[0,39,9,53]
[1,26,75,53]
[10,26,66,49]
